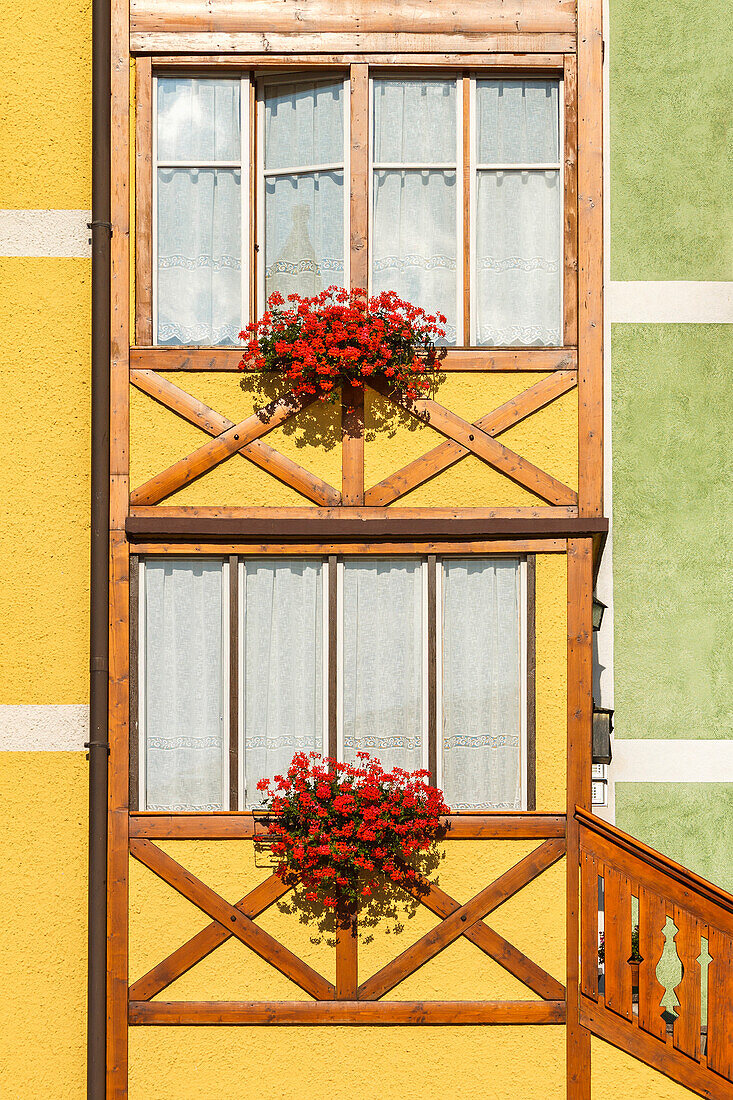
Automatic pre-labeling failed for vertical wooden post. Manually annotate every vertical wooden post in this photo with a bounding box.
[342,63,369,505]
[566,537,593,1098]
[576,0,604,517]
[335,914,359,999]
[134,56,152,346]
[107,5,131,1097]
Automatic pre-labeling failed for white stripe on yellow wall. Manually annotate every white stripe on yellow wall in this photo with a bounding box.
[0,705,88,750]
[608,281,733,324]
[0,210,92,258]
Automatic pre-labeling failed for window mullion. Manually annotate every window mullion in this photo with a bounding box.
[228,555,239,811]
[349,63,369,292]
[461,74,470,347]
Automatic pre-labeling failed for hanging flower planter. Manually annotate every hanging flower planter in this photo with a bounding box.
[254,751,449,922]
[239,287,447,404]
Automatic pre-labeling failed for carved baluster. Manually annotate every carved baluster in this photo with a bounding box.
[707,928,733,1080]
[672,906,704,1060]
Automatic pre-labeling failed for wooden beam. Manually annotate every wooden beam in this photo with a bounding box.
[133,32,577,54]
[576,0,604,516]
[146,53,568,70]
[365,370,577,506]
[335,916,359,1000]
[566,537,593,1099]
[129,874,290,1001]
[129,838,335,999]
[367,379,577,506]
[358,838,565,999]
[130,999,567,1026]
[130,0,577,37]
[129,346,577,372]
[126,511,607,544]
[129,390,320,506]
[131,368,341,505]
[129,539,568,556]
[128,811,566,840]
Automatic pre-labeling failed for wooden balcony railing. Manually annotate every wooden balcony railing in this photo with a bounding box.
[577,808,733,1100]
[127,811,567,1025]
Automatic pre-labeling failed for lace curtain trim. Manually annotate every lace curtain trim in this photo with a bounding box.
[147,802,223,811]
[158,254,241,271]
[478,256,559,273]
[343,734,423,751]
[373,254,456,273]
[158,321,240,344]
[265,257,345,278]
[443,734,520,750]
[477,324,561,345]
[148,736,222,750]
[450,798,523,811]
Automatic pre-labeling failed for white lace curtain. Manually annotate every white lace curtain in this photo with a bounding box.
[441,559,522,810]
[342,560,425,773]
[143,560,227,812]
[371,79,458,343]
[263,80,345,300]
[474,80,562,346]
[156,78,242,346]
[242,560,324,807]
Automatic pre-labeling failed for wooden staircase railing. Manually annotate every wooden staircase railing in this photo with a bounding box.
[576,807,733,1100]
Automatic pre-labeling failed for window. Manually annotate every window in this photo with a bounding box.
[148,71,563,349]
[134,555,532,813]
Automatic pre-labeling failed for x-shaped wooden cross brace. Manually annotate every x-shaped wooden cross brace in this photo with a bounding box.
[129,368,577,509]
[129,836,565,1004]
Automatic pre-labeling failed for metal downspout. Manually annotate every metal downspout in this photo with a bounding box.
[88,0,111,1087]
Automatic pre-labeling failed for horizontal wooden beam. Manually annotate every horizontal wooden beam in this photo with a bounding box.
[132,32,577,55]
[130,999,567,1025]
[129,539,568,556]
[126,509,607,543]
[130,347,577,373]
[146,53,568,69]
[129,812,567,840]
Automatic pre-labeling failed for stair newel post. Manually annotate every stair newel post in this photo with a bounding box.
[567,537,593,1098]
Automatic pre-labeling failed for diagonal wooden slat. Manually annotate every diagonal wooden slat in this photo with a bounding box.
[359,837,566,1000]
[365,369,578,506]
[129,838,335,1000]
[366,379,578,507]
[130,389,321,507]
[131,369,341,506]
[406,875,566,1001]
[129,873,291,1002]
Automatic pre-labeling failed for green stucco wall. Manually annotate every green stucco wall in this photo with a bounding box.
[609,0,733,281]
[615,785,733,893]
[611,324,733,741]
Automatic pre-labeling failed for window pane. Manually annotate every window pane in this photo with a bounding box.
[157,168,241,345]
[442,559,522,811]
[157,78,241,162]
[474,170,561,346]
[372,170,457,343]
[476,80,559,164]
[144,561,226,812]
[373,78,456,164]
[264,79,344,170]
[242,560,324,807]
[342,560,424,773]
[264,172,345,299]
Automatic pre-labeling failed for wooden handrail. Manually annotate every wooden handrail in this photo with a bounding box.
[575,806,733,917]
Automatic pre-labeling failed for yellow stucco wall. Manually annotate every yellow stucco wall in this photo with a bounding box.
[0,258,90,704]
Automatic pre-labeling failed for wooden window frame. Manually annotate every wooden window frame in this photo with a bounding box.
[134,58,577,352]
[130,549,537,813]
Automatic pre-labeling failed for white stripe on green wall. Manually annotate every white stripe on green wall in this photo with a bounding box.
[612,739,733,783]
[0,705,89,750]
[0,210,92,258]
[608,281,733,323]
